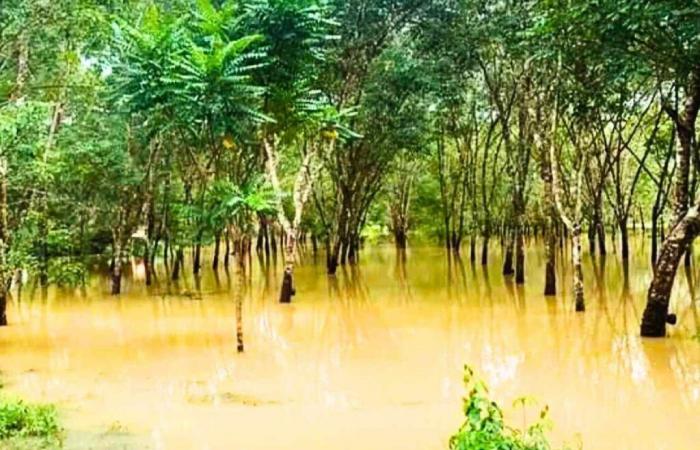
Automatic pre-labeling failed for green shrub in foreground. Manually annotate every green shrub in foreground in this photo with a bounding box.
[0,397,62,446]
[449,365,568,450]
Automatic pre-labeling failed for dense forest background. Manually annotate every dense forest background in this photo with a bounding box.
[0,0,698,337]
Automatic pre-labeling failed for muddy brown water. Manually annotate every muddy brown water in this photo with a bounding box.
[1,242,699,449]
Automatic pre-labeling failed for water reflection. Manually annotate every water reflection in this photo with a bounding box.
[0,241,699,449]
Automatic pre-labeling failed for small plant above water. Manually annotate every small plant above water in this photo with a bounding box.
[0,396,63,448]
[449,365,574,450]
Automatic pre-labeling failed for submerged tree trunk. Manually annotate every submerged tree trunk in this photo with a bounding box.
[193,237,202,276]
[0,157,8,326]
[279,231,296,303]
[264,135,321,302]
[544,225,556,296]
[171,247,183,281]
[620,218,629,261]
[515,225,525,284]
[235,267,245,352]
[213,232,221,270]
[502,230,514,276]
[469,235,476,263]
[224,230,231,269]
[641,205,700,336]
[111,240,123,295]
[572,224,585,312]
[535,102,557,295]
[642,69,700,336]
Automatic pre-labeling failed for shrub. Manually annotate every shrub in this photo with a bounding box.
[0,397,62,447]
[449,365,562,450]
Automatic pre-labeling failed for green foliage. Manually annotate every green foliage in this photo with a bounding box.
[48,259,87,287]
[203,179,276,233]
[449,366,558,450]
[0,397,62,447]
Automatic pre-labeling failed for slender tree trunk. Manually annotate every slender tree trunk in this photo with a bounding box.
[193,229,203,275]
[502,229,514,275]
[224,230,231,268]
[481,234,489,265]
[515,225,525,284]
[279,230,296,303]
[213,232,221,270]
[536,116,557,295]
[0,290,6,326]
[469,235,476,263]
[544,224,556,296]
[620,217,629,260]
[572,224,585,312]
[111,239,123,295]
[597,220,607,255]
[0,157,8,326]
[588,224,596,256]
[144,241,152,286]
[236,267,244,352]
[171,247,183,281]
[327,239,340,275]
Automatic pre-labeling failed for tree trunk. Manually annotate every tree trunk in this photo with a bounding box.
[0,156,9,326]
[327,239,340,275]
[544,224,556,296]
[0,290,6,326]
[224,231,231,268]
[620,218,629,260]
[171,247,183,281]
[213,232,221,270]
[111,240,123,295]
[236,268,245,352]
[279,230,296,303]
[641,205,700,336]
[481,234,489,266]
[588,224,596,256]
[572,224,585,312]
[515,225,525,284]
[597,220,607,255]
[502,230,514,276]
[144,242,152,286]
[193,231,202,275]
[469,235,476,263]
[394,229,407,250]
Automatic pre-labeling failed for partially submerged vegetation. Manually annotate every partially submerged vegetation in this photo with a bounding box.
[0,0,699,338]
[450,366,575,450]
[0,396,62,448]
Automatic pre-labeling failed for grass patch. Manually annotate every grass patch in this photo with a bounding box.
[0,396,63,448]
[449,365,577,450]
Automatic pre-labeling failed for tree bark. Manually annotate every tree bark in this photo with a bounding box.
[213,232,221,270]
[502,230,514,276]
[641,205,700,336]
[544,227,556,296]
[0,156,9,326]
[572,224,585,312]
[171,247,183,280]
[111,239,123,295]
[236,267,245,352]
[515,225,525,284]
[620,218,629,260]
[279,231,296,303]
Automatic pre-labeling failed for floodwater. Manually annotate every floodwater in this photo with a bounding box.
[1,240,699,450]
